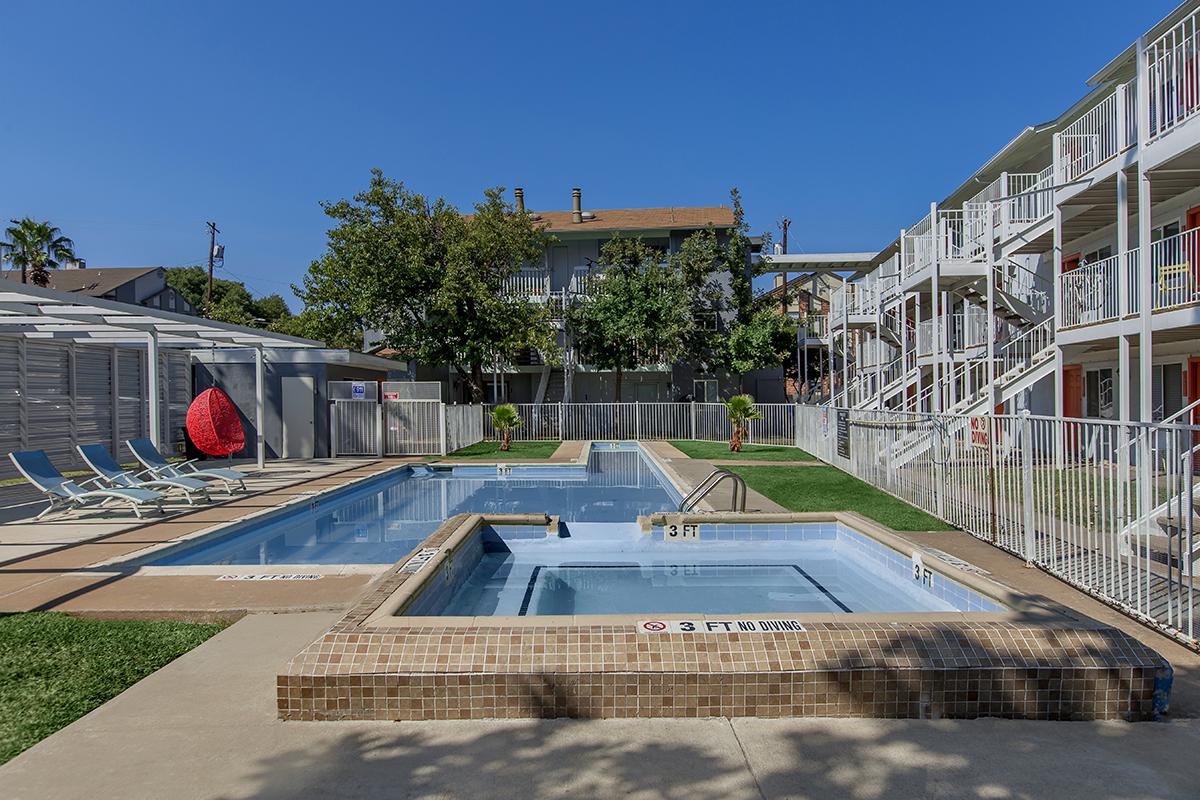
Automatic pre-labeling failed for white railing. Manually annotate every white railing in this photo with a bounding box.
[1150,226,1200,312]
[1059,254,1122,328]
[802,314,829,340]
[444,404,484,454]
[949,306,990,351]
[503,268,551,297]
[994,259,1052,316]
[1146,8,1200,140]
[936,209,988,263]
[997,317,1054,379]
[916,319,940,356]
[1059,91,1121,182]
[569,266,603,296]
[1004,166,1055,230]
[901,212,934,279]
[796,405,1199,647]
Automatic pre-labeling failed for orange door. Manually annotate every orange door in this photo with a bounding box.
[1064,365,1083,455]
[1062,253,1082,274]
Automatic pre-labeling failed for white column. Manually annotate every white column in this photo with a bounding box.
[930,202,942,413]
[1117,166,1132,426]
[110,345,120,455]
[254,345,266,469]
[147,332,160,447]
[1137,33,1153,424]
[986,200,997,413]
[1052,204,1064,421]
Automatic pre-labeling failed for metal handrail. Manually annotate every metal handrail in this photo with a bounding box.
[679,468,747,513]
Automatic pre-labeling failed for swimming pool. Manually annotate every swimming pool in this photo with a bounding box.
[398,520,1006,616]
[144,443,680,566]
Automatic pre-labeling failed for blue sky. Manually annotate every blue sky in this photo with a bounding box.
[0,0,1178,304]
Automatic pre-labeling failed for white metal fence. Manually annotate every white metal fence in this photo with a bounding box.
[795,404,1198,648]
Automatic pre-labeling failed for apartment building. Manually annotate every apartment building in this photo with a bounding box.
[814,2,1200,432]
[421,188,748,404]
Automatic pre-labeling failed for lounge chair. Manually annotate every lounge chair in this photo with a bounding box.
[77,444,212,506]
[126,438,247,495]
[9,449,164,520]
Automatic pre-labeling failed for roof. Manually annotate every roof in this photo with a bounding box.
[755,253,876,272]
[528,206,734,234]
[759,274,837,299]
[0,266,160,297]
[0,280,322,349]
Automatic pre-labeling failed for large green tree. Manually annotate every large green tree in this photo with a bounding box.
[1,219,76,287]
[567,235,694,401]
[293,170,558,401]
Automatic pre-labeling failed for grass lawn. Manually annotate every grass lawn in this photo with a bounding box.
[729,465,955,532]
[0,613,225,764]
[449,440,562,459]
[668,440,817,462]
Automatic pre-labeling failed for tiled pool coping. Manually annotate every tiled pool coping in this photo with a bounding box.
[278,512,1174,722]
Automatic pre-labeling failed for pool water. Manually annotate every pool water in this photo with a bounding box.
[145,444,679,566]
[406,522,1006,616]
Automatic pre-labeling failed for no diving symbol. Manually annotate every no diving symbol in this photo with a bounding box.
[641,620,667,632]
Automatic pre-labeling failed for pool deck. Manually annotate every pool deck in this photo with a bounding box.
[2,610,1198,800]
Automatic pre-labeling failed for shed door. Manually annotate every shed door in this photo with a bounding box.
[281,376,315,459]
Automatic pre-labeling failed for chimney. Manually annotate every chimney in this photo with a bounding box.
[572,187,582,224]
[514,187,525,214]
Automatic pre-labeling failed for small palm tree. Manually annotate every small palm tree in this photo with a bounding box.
[490,403,524,452]
[1,218,76,287]
[724,394,762,452]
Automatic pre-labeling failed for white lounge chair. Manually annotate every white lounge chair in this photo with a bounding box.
[9,449,164,520]
[77,444,212,506]
[126,438,247,495]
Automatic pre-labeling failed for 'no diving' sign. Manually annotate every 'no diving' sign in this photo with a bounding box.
[638,619,806,634]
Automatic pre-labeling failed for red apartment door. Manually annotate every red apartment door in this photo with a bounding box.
[1062,253,1082,274]
[1063,365,1084,455]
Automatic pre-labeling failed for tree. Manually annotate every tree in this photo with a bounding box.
[1,219,76,286]
[566,235,694,401]
[723,393,762,452]
[293,171,559,401]
[722,308,798,374]
[164,266,296,328]
[489,404,523,451]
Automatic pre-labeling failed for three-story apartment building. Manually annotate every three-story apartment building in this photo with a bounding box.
[816,1,1200,435]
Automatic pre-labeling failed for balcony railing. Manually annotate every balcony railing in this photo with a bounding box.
[949,307,990,351]
[1058,252,1136,328]
[801,314,829,340]
[1058,80,1136,183]
[936,209,989,263]
[503,268,551,297]
[1146,7,1200,140]
[901,212,934,279]
[1003,166,1055,230]
[1150,226,1200,312]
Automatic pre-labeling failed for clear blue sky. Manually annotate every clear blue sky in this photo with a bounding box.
[0,0,1178,305]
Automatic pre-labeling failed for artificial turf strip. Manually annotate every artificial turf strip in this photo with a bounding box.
[668,440,817,462]
[729,465,956,532]
[0,613,225,764]
[449,440,562,459]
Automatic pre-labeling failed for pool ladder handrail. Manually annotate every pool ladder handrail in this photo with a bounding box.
[679,468,747,513]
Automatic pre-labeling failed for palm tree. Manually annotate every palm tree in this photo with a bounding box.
[1,218,76,287]
[489,403,524,452]
[723,393,762,452]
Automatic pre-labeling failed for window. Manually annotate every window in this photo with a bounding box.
[1152,363,1184,421]
[1085,368,1114,419]
[693,379,718,403]
[1083,245,1112,266]
[1152,221,1181,243]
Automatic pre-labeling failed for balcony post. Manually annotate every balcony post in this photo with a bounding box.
[1136,34,1153,426]
[930,202,943,414]
[986,199,998,414]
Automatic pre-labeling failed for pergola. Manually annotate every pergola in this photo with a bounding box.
[0,280,323,468]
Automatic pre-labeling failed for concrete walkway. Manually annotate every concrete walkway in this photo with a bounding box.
[1,611,1197,800]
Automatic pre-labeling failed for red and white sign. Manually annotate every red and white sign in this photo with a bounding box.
[969,416,990,449]
[638,619,807,634]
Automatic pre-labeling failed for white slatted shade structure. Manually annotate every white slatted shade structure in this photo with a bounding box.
[0,280,322,472]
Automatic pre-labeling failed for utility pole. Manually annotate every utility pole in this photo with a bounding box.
[205,221,219,318]
[778,217,792,314]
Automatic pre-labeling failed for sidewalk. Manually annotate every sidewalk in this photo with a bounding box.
[1,611,1197,800]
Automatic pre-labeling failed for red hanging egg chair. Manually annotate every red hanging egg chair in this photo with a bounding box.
[186,388,246,457]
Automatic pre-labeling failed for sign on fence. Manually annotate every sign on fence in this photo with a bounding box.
[351,381,366,400]
[836,409,850,459]
[969,416,990,449]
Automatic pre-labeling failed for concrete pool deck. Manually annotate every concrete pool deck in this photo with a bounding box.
[1,610,1198,800]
